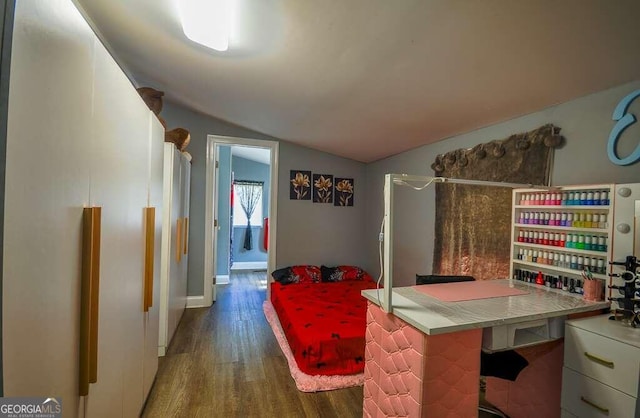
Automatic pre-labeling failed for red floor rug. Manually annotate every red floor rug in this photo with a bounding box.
[262,300,365,392]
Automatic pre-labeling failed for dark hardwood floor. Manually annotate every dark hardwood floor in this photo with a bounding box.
[142,271,363,418]
[142,271,502,417]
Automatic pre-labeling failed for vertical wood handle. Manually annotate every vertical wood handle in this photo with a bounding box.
[79,207,101,395]
[89,207,101,384]
[183,217,189,255]
[143,207,156,312]
[176,218,182,263]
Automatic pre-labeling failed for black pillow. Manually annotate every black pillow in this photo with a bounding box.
[321,265,344,282]
[271,267,294,284]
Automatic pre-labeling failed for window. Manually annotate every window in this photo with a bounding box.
[232,182,263,226]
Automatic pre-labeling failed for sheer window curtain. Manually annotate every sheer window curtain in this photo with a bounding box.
[234,180,263,250]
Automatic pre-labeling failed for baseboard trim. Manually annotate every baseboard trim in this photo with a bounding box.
[186,295,207,308]
[230,261,268,271]
[158,346,166,357]
[216,274,230,284]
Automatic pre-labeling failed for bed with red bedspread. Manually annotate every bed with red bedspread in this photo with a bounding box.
[270,265,377,376]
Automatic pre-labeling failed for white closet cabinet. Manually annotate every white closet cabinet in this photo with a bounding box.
[3,1,94,416]
[159,143,190,356]
[3,0,162,417]
[144,115,165,400]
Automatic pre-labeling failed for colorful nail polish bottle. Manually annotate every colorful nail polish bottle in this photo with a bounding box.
[577,234,585,250]
[592,213,599,228]
[585,213,593,228]
[570,255,578,270]
[599,213,607,229]
[598,236,606,252]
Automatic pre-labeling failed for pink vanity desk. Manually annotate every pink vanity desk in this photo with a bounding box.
[361,279,608,417]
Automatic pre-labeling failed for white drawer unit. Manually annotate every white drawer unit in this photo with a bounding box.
[562,315,640,417]
[562,367,637,418]
[560,409,578,418]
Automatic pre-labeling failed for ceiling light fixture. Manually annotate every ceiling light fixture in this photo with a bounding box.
[178,0,232,52]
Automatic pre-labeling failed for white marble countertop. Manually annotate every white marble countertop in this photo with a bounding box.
[362,279,610,335]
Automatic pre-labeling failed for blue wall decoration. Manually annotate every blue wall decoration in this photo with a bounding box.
[608,89,640,166]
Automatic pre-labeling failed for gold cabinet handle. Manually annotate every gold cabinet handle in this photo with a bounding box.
[176,218,182,263]
[80,207,101,395]
[580,396,609,415]
[183,217,189,255]
[584,351,614,368]
[143,207,155,312]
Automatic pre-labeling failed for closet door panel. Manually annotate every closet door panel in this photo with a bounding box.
[143,114,164,397]
[84,39,148,418]
[159,143,179,355]
[168,148,184,343]
[180,156,191,300]
[3,0,94,415]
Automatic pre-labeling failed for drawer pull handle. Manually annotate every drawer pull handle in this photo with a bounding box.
[584,351,614,368]
[580,396,609,415]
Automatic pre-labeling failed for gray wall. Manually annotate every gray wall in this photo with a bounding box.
[277,142,367,268]
[161,100,368,295]
[161,101,279,295]
[215,145,231,276]
[364,80,640,287]
[231,156,269,263]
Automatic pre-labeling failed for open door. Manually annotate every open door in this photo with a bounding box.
[205,135,278,306]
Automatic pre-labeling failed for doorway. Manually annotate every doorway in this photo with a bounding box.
[205,135,278,304]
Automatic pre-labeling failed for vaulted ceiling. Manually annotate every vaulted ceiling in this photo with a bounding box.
[75,0,640,162]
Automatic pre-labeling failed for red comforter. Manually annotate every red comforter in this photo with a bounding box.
[270,280,377,376]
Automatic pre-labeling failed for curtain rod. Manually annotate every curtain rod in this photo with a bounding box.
[391,174,558,190]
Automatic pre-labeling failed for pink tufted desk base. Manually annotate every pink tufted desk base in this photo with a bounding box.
[363,302,482,417]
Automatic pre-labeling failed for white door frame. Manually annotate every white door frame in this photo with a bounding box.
[204,135,279,305]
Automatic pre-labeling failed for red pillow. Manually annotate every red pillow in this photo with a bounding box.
[338,266,373,281]
[290,265,321,284]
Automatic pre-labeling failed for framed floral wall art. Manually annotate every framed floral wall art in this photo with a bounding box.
[290,170,311,200]
[334,178,354,206]
[313,174,333,203]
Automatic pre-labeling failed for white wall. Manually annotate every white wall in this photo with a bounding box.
[364,80,640,287]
